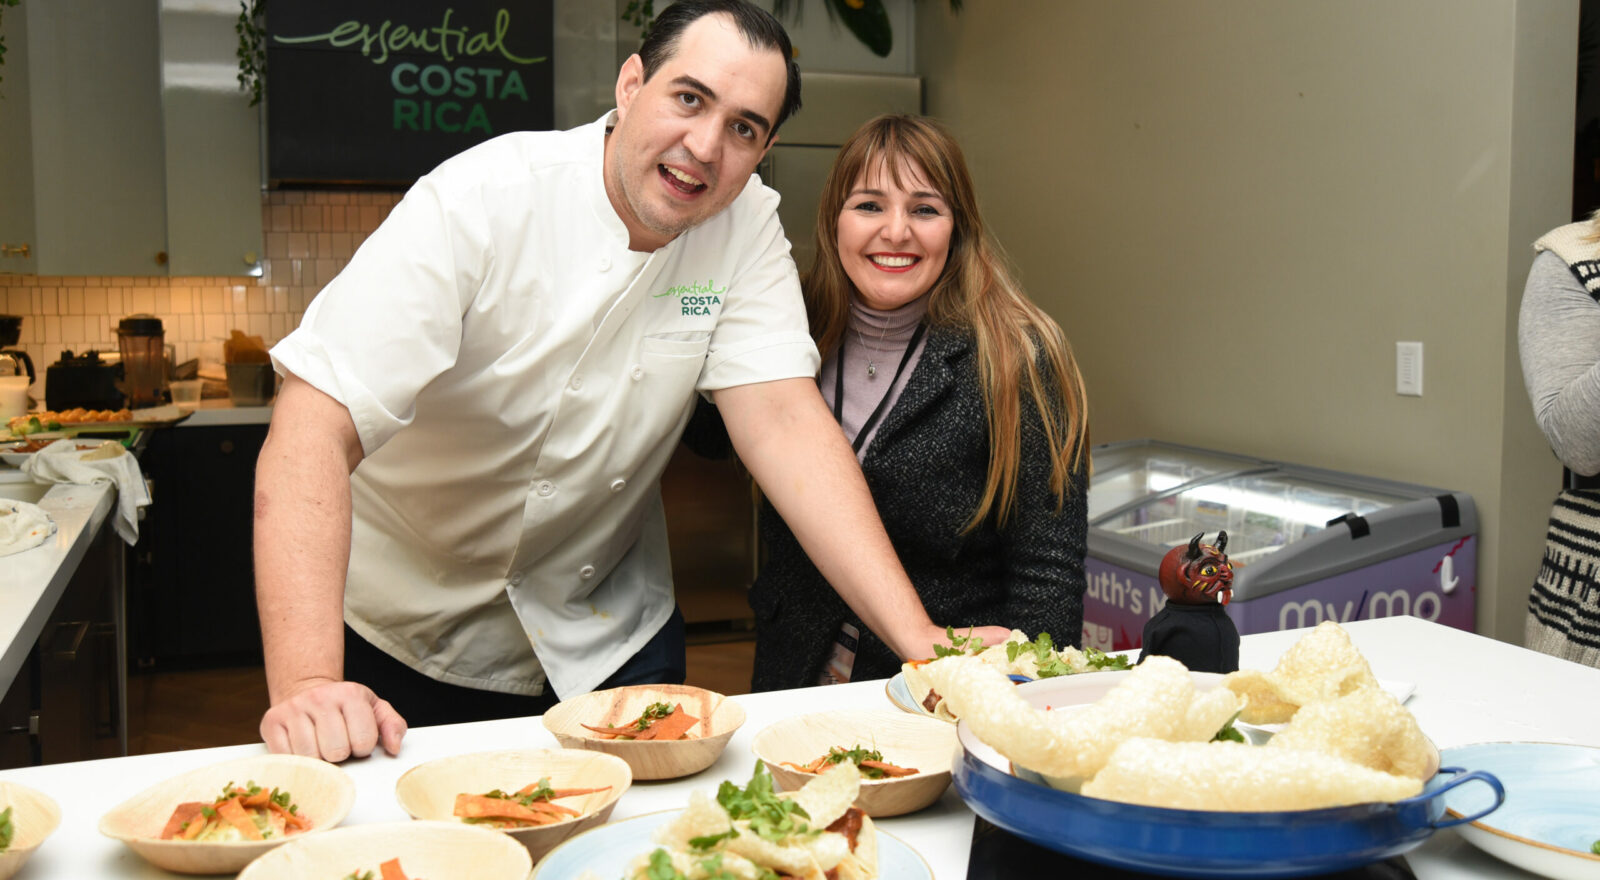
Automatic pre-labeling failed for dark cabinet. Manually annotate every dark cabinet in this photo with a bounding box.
[0,521,126,768]
[130,424,267,667]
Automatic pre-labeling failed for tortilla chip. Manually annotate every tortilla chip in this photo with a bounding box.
[1080,737,1424,810]
[1267,686,1435,781]
[920,655,1242,783]
[1223,621,1378,724]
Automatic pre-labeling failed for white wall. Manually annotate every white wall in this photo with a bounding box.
[916,0,1578,643]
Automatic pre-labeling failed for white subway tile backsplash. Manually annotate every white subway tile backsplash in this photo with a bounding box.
[0,190,397,399]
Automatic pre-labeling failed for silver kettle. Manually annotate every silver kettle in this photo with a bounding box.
[0,350,33,382]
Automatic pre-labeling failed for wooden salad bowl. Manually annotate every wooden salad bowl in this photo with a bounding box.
[237,820,531,880]
[753,708,957,817]
[0,781,61,880]
[97,753,355,875]
[394,747,631,861]
[542,684,746,781]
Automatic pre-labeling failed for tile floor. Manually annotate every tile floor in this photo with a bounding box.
[126,638,758,755]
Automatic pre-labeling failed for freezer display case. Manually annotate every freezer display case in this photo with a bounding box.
[1082,440,1476,652]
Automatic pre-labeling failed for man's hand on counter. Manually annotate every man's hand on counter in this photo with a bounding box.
[259,677,407,762]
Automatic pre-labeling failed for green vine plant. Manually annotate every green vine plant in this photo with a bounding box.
[624,0,961,58]
[0,0,21,99]
[235,0,266,106]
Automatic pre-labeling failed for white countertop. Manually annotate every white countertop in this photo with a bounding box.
[0,481,117,695]
[2,616,1597,879]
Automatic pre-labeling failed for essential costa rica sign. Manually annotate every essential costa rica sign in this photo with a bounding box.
[266,1,553,185]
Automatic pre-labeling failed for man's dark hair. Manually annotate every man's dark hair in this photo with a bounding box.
[639,0,802,140]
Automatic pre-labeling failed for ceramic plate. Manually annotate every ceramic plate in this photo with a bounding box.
[530,810,933,880]
[1440,742,1600,880]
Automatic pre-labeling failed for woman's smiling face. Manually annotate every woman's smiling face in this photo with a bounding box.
[835,158,953,311]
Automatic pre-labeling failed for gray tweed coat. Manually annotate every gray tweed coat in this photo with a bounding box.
[718,325,1088,692]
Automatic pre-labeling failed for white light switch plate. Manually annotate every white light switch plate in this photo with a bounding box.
[1397,341,1423,396]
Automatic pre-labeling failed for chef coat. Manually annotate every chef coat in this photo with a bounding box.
[270,113,818,698]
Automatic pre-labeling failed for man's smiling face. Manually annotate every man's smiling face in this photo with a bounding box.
[603,12,788,252]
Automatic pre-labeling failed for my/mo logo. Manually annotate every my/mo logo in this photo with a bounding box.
[1277,589,1443,630]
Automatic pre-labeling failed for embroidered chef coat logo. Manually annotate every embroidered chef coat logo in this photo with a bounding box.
[653,279,725,316]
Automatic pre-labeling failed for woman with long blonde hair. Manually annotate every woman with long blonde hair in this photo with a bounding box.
[736,114,1092,690]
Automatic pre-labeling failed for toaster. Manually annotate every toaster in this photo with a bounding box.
[45,349,125,411]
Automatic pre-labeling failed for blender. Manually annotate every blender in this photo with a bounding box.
[117,314,167,409]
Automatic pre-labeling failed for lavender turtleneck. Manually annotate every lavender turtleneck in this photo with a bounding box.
[818,295,930,460]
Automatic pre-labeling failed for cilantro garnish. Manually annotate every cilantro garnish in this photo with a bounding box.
[636,702,676,731]
[688,829,737,851]
[933,625,985,658]
[1212,710,1247,743]
[716,761,816,843]
[824,745,892,779]
[485,778,556,807]
[342,872,376,880]
[1084,646,1133,670]
[644,848,687,880]
[0,805,11,853]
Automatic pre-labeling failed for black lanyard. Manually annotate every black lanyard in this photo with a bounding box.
[833,322,926,454]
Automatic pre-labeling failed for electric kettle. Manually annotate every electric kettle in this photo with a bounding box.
[0,313,36,384]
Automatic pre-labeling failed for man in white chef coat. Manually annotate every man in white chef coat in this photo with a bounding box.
[255,0,1010,762]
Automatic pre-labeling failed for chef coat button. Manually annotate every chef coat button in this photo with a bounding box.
[610,478,626,493]
[569,375,583,391]
[536,480,556,497]
[579,564,596,580]
[630,365,644,381]
[598,256,611,271]
[509,571,525,586]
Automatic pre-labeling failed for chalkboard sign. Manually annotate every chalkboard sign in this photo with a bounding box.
[265,0,554,186]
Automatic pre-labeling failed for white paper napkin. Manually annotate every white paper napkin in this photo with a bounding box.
[0,498,55,557]
[21,439,152,544]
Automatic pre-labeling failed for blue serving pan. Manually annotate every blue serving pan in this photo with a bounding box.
[950,673,1505,878]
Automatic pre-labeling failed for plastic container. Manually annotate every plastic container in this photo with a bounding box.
[225,363,276,406]
[168,379,203,408]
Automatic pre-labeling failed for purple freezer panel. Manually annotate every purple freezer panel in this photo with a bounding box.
[1083,537,1476,652]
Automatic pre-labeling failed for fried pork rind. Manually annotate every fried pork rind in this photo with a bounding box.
[1267,686,1435,781]
[793,760,860,829]
[1080,737,1424,810]
[648,762,864,879]
[922,655,1241,786]
[1223,621,1379,724]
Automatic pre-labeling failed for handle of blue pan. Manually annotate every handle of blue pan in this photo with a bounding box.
[1426,768,1505,829]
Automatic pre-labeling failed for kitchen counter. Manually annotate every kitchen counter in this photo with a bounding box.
[174,398,273,427]
[1,616,1598,878]
[0,480,116,696]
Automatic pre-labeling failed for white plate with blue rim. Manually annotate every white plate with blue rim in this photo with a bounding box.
[530,809,932,880]
[1440,742,1600,880]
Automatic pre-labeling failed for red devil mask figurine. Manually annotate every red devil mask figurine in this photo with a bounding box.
[1158,531,1235,606]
